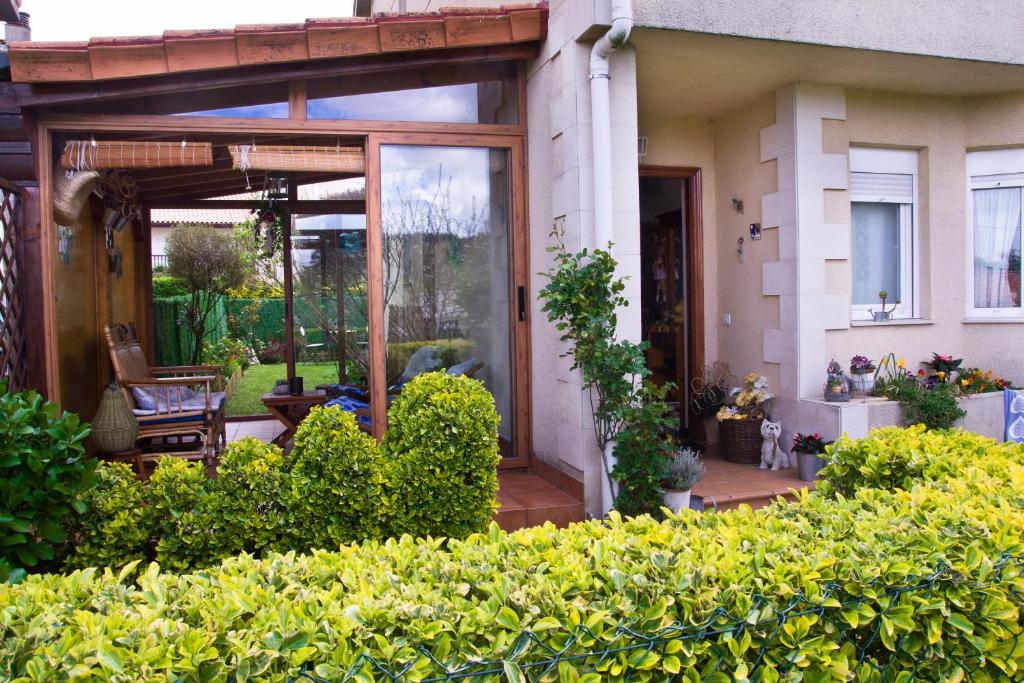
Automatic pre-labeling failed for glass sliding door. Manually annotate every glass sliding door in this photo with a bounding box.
[290,212,369,393]
[375,141,523,462]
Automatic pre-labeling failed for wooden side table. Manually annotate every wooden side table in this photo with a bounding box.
[261,390,327,447]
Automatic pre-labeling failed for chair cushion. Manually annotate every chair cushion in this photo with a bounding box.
[323,383,368,400]
[132,385,196,411]
[134,391,224,418]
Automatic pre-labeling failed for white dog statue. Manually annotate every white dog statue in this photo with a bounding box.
[759,418,790,470]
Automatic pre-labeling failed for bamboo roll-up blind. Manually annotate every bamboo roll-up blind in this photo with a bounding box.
[61,140,214,170]
[228,144,365,174]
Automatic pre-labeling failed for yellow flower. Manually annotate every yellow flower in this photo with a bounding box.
[961,379,970,387]
[896,358,906,369]
[880,357,889,366]
[937,371,945,379]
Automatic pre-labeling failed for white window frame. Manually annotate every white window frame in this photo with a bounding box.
[966,148,1024,319]
[848,147,919,321]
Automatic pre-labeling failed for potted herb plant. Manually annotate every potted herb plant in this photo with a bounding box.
[792,432,830,481]
[661,445,705,513]
[848,355,877,394]
[717,373,772,464]
[824,360,851,402]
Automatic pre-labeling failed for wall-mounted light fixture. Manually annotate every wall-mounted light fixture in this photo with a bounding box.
[637,132,649,161]
[732,198,744,214]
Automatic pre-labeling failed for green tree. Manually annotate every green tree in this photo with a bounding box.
[166,224,245,364]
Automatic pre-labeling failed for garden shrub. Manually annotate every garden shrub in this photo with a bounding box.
[0,384,93,576]
[818,424,1024,497]
[65,463,151,571]
[150,274,190,298]
[215,437,289,555]
[383,372,500,538]
[288,405,386,548]
[148,458,230,571]
[3,430,1024,680]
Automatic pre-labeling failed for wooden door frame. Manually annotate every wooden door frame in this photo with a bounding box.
[638,165,705,434]
[367,131,530,468]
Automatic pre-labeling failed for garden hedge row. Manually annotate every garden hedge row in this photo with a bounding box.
[64,371,500,573]
[2,429,1023,680]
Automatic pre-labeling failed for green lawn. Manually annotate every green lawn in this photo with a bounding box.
[225,362,341,416]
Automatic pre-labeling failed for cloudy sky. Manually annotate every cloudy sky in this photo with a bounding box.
[18,0,354,41]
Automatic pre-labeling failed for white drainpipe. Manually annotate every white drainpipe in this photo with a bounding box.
[589,0,634,516]
[589,0,634,251]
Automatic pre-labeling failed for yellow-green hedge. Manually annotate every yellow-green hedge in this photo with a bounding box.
[2,429,1024,680]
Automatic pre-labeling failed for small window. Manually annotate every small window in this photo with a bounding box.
[967,149,1024,317]
[849,148,918,320]
[307,63,518,125]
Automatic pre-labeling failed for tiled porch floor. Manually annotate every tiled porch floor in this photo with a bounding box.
[227,419,585,532]
[693,445,814,511]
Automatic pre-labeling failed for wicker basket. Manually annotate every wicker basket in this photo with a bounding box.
[91,383,139,453]
[720,418,762,464]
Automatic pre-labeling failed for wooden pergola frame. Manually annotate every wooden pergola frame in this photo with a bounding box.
[31,58,532,467]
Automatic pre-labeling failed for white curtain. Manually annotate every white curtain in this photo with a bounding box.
[973,187,1022,309]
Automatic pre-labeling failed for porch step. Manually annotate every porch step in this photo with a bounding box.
[495,471,586,531]
[692,447,815,512]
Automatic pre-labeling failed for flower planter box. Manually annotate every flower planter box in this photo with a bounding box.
[807,391,1005,443]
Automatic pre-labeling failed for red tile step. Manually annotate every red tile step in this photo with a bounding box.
[495,470,585,531]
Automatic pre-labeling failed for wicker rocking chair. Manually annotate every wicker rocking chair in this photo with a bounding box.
[104,323,226,465]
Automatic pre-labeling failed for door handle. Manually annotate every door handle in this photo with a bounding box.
[517,285,526,321]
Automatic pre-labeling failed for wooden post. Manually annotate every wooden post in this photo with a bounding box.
[283,179,297,380]
[335,230,347,383]
[365,136,386,441]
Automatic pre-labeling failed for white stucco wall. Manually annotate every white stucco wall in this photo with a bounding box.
[526,0,640,516]
[634,1,1024,66]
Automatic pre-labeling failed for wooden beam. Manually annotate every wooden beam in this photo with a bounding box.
[42,112,524,137]
[33,122,60,404]
[13,43,538,108]
[288,80,307,120]
[148,199,365,213]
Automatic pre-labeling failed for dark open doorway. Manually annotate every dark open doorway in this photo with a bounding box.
[639,166,704,438]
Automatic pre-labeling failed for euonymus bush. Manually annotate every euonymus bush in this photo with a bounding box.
[4,429,1024,680]
[62,371,500,572]
[0,384,93,578]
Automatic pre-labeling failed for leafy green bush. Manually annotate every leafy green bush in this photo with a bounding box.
[151,274,190,298]
[383,372,500,538]
[818,424,1023,497]
[148,458,229,571]
[215,437,289,555]
[65,462,151,571]
[0,384,93,576]
[612,382,677,517]
[4,430,1024,680]
[288,405,386,548]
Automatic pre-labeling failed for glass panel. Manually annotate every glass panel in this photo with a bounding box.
[380,145,515,456]
[973,187,1023,309]
[851,202,901,305]
[291,211,371,430]
[308,64,518,124]
[176,102,289,118]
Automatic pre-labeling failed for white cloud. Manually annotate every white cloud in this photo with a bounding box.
[19,0,353,42]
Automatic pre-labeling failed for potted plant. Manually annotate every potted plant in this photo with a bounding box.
[870,290,899,322]
[717,373,772,464]
[792,432,830,481]
[824,359,850,402]
[924,353,963,382]
[690,361,731,445]
[848,355,877,394]
[661,445,705,513]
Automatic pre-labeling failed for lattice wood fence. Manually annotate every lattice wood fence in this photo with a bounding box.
[0,180,26,391]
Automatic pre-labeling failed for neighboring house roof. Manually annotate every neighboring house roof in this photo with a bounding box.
[6,4,546,83]
[150,207,252,228]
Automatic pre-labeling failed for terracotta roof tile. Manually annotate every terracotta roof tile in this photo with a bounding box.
[8,4,547,84]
